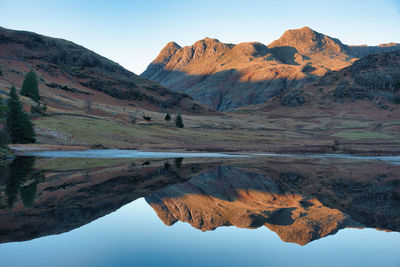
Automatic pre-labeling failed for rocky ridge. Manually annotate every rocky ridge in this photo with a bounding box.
[142,27,400,110]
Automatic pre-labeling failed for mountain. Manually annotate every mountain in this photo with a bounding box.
[0,26,209,114]
[142,27,400,110]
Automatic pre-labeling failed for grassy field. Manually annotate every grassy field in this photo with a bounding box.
[30,106,400,155]
[332,130,393,140]
[34,115,266,148]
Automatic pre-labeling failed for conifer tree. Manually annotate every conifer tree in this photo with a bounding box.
[21,70,40,102]
[6,86,36,143]
[164,113,171,121]
[175,114,184,128]
[0,96,7,119]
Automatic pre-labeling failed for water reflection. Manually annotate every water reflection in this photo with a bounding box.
[145,162,400,245]
[0,156,398,246]
[0,157,44,209]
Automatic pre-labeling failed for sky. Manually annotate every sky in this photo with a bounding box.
[0,0,399,74]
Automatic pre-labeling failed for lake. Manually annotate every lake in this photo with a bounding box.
[0,152,399,267]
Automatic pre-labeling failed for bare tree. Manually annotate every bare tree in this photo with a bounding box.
[84,99,92,114]
[130,113,137,124]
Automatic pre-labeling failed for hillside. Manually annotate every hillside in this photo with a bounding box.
[0,26,209,114]
[142,27,400,110]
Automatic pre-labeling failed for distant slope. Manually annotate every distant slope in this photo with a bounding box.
[142,26,400,110]
[318,49,400,104]
[0,26,209,114]
[247,49,400,116]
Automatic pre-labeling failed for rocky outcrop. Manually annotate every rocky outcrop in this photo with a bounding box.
[280,89,304,106]
[142,27,400,110]
[322,50,400,103]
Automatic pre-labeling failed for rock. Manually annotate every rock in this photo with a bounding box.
[280,90,304,106]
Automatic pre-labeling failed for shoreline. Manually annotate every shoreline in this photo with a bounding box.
[8,143,400,157]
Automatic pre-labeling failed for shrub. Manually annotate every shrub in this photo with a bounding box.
[164,113,171,121]
[143,115,151,121]
[31,102,47,115]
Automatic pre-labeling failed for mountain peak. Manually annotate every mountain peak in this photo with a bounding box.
[201,37,220,42]
[194,37,221,47]
[268,26,345,55]
[190,37,227,56]
[298,26,316,32]
[280,26,319,39]
[164,41,181,49]
[152,41,181,65]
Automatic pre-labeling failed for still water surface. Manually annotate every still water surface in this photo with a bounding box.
[1,198,399,267]
[0,153,399,266]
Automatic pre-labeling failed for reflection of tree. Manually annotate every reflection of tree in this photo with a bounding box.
[174,158,183,169]
[3,157,44,209]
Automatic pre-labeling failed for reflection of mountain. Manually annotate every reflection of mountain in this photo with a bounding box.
[0,156,398,245]
[146,166,356,245]
[145,160,400,245]
[0,157,219,244]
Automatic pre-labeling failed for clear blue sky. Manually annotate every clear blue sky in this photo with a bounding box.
[0,0,399,74]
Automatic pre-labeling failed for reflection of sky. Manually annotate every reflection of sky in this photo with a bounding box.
[0,198,399,267]
[21,150,400,165]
